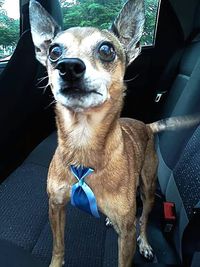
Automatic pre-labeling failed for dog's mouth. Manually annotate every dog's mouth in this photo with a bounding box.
[54,83,107,112]
[61,86,103,98]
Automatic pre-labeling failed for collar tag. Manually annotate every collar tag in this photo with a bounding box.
[70,165,100,218]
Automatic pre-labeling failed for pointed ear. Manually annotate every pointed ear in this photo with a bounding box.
[110,0,145,65]
[29,0,61,65]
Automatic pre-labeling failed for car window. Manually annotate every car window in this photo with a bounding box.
[59,0,160,46]
[0,0,20,62]
[142,0,160,45]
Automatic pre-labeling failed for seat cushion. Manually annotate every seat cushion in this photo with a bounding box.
[0,239,47,267]
[24,131,57,168]
[0,132,179,266]
[0,163,49,251]
[158,125,200,259]
[157,35,200,194]
[173,125,200,219]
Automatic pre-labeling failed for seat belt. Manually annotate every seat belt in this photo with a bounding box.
[191,252,200,267]
[155,30,200,103]
[154,48,184,103]
[182,201,200,267]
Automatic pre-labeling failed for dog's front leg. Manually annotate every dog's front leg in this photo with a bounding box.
[117,219,136,267]
[49,197,68,267]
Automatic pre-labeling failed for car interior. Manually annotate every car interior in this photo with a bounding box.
[0,0,200,266]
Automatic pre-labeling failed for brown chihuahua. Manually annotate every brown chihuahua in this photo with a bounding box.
[29,1,194,266]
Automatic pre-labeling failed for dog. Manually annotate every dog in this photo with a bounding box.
[29,1,199,266]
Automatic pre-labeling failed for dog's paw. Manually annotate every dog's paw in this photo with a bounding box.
[137,235,154,261]
[105,217,113,227]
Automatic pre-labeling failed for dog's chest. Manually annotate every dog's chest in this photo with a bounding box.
[51,118,150,217]
[63,152,138,217]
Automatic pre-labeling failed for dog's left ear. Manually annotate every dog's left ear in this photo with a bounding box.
[110,0,145,65]
[29,0,61,65]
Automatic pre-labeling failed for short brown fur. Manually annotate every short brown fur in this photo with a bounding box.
[29,1,158,266]
[48,103,158,267]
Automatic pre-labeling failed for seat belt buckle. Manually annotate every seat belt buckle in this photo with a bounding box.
[155,91,167,103]
[193,200,200,217]
[162,202,176,233]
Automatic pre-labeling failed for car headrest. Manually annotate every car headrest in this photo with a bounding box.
[22,0,63,32]
[193,2,200,31]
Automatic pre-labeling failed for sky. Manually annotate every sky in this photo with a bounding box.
[2,0,76,20]
[3,0,20,19]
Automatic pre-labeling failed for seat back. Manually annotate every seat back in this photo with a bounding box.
[156,2,200,263]
[163,125,200,260]
[0,0,62,180]
[157,2,200,193]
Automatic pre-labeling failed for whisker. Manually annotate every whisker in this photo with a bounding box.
[37,81,51,94]
[42,82,51,94]
[37,85,47,89]
[45,99,57,110]
[124,74,139,83]
[36,75,49,86]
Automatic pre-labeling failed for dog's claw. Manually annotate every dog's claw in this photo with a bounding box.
[49,257,65,267]
[137,236,154,261]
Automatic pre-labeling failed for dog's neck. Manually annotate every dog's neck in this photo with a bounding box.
[55,101,123,169]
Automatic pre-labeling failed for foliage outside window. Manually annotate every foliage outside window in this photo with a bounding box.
[60,0,159,46]
[0,0,159,61]
[0,0,19,61]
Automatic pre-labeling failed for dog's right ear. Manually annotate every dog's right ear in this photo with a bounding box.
[29,0,61,65]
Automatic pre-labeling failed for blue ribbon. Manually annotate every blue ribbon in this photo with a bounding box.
[70,165,100,218]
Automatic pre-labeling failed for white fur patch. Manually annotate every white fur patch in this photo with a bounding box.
[51,66,111,111]
[62,109,93,147]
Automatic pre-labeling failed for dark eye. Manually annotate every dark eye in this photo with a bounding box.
[49,45,62,62]
[98,42,116,62]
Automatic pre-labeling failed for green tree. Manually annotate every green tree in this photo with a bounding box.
[0,1,19,59]
[0,0,4,8]
[60,0,159,45]
[62,0,125,30]
[0,14,19,46]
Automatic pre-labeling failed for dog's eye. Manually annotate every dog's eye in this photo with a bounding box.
[49,45,62,62]
[98,42,116,62]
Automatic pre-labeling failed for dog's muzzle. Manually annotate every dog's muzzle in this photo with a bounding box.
[55,58,88,96]
[54,57,105,110]
[56,58,86,82]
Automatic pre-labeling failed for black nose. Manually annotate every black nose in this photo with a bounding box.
[56,58,86,81]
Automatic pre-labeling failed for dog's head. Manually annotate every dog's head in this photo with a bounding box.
[29,0,144,113]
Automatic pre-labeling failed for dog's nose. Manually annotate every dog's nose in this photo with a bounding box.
[56,58,86,81]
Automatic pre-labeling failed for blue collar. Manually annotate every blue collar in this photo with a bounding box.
[70,165,100,218]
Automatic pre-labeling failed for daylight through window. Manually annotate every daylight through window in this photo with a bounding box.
[0,0,160,61]
[0,0,20,61]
